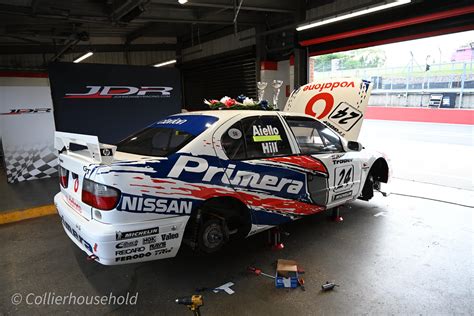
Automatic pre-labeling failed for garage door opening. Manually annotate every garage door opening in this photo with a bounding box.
[309,30,474,109]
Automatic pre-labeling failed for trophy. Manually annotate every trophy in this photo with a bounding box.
[257,81,267,102]
[271,80,283,109]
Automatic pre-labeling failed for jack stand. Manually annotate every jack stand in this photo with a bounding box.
[331,207,343,222]
[268,227,285,250]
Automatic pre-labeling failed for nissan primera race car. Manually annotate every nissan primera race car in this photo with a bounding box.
[54,109,389,265]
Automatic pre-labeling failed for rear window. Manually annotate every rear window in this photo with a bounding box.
[117,114,218,156]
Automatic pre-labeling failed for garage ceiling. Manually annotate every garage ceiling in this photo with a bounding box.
[0,0,297,54]
[0,0,472,66]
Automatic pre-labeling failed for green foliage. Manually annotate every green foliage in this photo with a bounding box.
[314,48,387,72]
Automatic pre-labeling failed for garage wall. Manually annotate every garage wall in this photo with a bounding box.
[182,28,256,62]
[181,48,256,110]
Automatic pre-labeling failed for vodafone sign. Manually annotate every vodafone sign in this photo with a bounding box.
[284,78,372,141]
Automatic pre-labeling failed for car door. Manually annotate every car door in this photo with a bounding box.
[282,115,363,208]
[213,113,313,226]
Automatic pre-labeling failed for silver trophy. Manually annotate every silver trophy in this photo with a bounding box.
[271,80,283,109]
[257,81,267,102]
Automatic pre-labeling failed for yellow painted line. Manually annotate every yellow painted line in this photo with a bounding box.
[0,204,57,225]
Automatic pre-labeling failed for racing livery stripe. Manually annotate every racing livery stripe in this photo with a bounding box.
[125,178,324,216]
[265,156,328,174]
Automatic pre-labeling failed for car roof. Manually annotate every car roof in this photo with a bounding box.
[170,110,315,120]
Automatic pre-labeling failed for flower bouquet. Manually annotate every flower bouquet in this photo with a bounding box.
[204,95,276,111]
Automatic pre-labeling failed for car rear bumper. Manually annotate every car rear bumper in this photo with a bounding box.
[54,192,190,265]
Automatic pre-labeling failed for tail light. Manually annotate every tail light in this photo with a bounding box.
[82,179,121,210]
[59,166,69,188]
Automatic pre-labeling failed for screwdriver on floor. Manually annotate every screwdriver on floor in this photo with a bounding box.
[248,266,275,279]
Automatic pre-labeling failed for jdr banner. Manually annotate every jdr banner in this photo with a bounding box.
[0,74,58,183]
[48,62,182,144]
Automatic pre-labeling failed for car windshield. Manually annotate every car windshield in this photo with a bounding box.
[117,114,218,156]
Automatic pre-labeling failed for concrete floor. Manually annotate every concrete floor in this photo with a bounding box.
[0,120,473,315]
[0,191,472,315]
[0,170,58,211]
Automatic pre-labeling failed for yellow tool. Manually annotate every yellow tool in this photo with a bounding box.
[175,295,203,316]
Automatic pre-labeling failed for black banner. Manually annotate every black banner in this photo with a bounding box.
[49,62,182,144]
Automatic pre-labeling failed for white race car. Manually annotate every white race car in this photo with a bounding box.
[54,108,389,265]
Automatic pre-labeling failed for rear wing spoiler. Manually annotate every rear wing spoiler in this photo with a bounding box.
[54,131,116,164]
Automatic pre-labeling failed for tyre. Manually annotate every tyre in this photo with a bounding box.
[360,173,375,201]
[197,219,228,253]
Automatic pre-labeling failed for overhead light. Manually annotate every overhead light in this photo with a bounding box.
[73,51,93,63]
[296,0,412,31]
[153,59,177,67]
[178,0,188,4]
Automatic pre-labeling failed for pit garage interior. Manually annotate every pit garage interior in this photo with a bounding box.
[0,0,473,314]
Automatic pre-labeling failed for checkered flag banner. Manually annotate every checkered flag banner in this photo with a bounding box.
[4,144,58,183]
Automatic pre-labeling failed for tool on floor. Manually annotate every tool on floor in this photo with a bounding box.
[248,266,276,279]
[267,227,289,250]
[321,281,339,291]
[275,259,299,288]
[298,277,306,291]
[213,282,235,295]
[196,282,235,295]
[175,295,203,316]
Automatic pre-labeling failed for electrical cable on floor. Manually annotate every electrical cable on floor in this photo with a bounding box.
[390,192,474,209]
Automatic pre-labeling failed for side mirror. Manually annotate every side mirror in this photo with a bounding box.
[347,141,363,151]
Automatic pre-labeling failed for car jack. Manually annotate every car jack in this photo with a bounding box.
[268,227,288,250]
[331,207,343,222]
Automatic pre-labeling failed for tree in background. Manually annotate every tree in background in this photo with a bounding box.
[314,48,386,72]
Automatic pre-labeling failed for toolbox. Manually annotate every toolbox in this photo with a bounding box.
[275,259,299,288]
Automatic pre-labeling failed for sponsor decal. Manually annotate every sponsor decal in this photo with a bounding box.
[115,247,146,256]
[330,154,345,160]
[328,102,362,132]
[168,156,304,195]
[0,108,51,115]
[61,216,93,253]
[334,165,354,193]
[73,178,79,192]
[228,128,242,140]
[149,242,166,250]
[64,192,82,214]
[120,196,192,214]
[116,240,139,249]
[154,248,173,255]
[115,252,152,262]
[333,159,353,165]
[64,86,173,99]
[142,236,157,245]
[161,233,179,241]
[303,81,355,93]
[253,124,282,154]
[333,190,353,201]
[101,148,111,156]
[252,125,281,142]
[116,227,159,240]
[156,118,187,125]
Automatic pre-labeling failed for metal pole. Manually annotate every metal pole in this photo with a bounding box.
[459,62,466,108]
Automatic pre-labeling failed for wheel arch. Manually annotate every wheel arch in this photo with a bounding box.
[183,195,253,248]
[370,157,389,183]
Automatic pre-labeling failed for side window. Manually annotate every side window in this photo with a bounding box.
[285,116,343,154]
[221,115,292,160]
[221,121,246,160]
[241,116,292,159]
